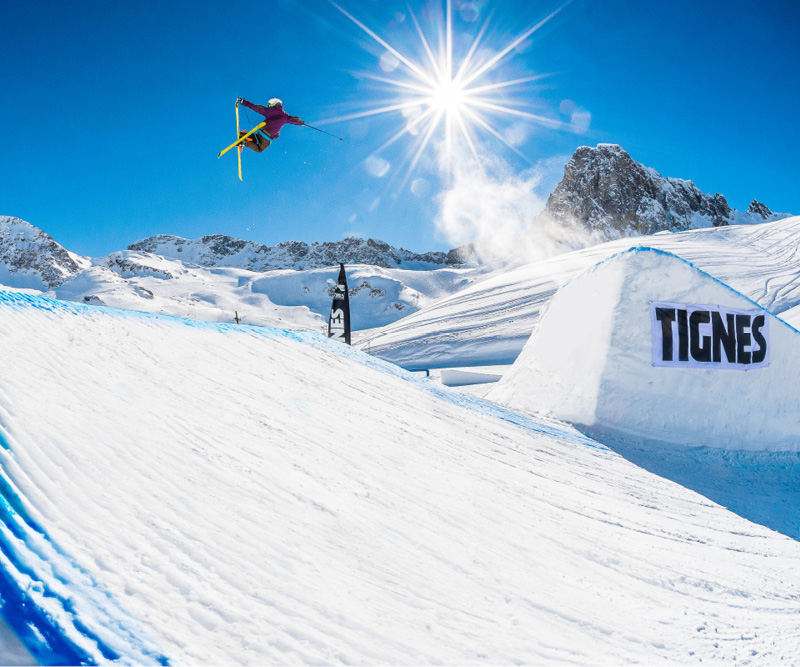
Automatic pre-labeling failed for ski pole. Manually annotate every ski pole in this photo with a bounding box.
[303,124,343,141]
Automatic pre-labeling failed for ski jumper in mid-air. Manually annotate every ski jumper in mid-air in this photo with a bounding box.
[236,98,305,152]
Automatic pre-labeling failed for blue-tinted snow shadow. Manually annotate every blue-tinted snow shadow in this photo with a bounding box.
[581,427,800,541]
[0,432,171,665]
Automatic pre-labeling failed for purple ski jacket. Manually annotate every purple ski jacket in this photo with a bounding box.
[240,100,304,139]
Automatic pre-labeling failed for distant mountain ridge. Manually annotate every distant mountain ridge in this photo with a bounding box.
[530,144,788,242]
[0,143,792,330]
[0,217,478,330]
[128,234,475,271]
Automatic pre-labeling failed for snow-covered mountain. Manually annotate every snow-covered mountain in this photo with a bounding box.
[52,251,325,330]
[50,250,473,331]
[0,216,88,289]
[128,233,476,271]
[526,144,788,246]
[247,264,473,330]
[0,217,478,330]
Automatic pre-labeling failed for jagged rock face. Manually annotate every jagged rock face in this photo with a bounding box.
[128,234,460,271]
[98,252,184,281]
[538,144,737,238]
[0,216,84,289]
[747,199,773,219]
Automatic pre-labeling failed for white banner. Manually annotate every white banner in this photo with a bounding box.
[651,301,769,370]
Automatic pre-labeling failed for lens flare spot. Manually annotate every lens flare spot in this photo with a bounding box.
[559,99,577,116]
[379,52,400,72]
[459,3,479,23]
[365,156,391,178]
[411,178,431,197]
[570,110,591,134]
[503,122,530,146]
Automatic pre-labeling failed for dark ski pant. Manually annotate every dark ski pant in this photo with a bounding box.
[240,131,272,153]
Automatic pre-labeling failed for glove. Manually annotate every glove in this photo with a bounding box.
[236,97,245,105]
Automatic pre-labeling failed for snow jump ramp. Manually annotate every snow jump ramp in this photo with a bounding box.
[490,247,800,451]
[1,291,800,663]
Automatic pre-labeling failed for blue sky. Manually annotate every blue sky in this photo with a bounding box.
[1,0,797,257]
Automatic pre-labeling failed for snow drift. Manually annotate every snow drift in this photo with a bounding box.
[490,247,800,451]
[1,292,800,663]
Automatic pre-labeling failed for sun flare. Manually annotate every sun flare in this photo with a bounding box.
[320,0,569,184]
[430,78,467,114]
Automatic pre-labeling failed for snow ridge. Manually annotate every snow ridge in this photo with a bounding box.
[127,234,471,271]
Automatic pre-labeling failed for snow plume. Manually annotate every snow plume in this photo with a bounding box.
[435,154,547,262]
[434,153,601,265]
[517,208,611,264]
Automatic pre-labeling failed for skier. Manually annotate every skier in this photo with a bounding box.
[236,98,305,152]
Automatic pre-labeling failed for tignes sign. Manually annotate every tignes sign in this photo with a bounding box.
[650,301,769,370]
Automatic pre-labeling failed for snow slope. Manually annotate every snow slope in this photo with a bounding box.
[50,251,324,330]
[1,293,800,663]
[361,216,800,369]
[489,247,800,451]
[46,251,475,333]
[250,264,472,330]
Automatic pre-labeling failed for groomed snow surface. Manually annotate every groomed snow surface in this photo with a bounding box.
[1,292,800,664]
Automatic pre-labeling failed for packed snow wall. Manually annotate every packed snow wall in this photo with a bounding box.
[490,247,800,451]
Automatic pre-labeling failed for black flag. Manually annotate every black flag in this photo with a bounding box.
[327,263,351,345]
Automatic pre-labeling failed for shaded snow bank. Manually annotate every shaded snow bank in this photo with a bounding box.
[490,247,800,451]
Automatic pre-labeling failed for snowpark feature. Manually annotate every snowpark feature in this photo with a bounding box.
[489,247,800,451]
[1,293,800,663]
[360,215,800,370]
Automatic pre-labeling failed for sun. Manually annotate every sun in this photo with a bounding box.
[430,78,467,114]
[317,0,570,183]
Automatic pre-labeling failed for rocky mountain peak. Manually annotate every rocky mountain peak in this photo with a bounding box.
[746,199,773,219]
[0,216,85,289]
[539,144,740,238]
[519,144,793,260]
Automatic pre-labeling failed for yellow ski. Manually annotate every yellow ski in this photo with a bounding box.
[236,100,242,181]
[218,121,266,159]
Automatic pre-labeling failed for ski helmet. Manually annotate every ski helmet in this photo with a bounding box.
[267,98,282,107]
